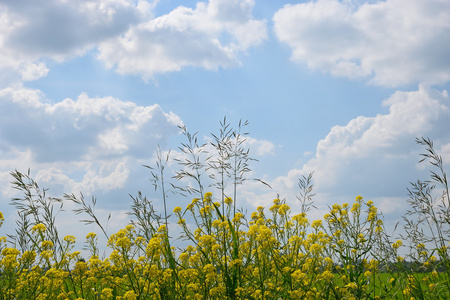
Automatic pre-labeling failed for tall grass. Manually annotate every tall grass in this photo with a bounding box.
[0,121,449,299]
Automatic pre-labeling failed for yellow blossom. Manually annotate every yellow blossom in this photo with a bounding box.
[31,223,46,233]
[86,232,97,239]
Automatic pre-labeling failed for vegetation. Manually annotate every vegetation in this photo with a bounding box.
[0,121,449,299]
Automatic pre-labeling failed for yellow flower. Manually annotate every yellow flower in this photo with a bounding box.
[204,192,213,203]
[392,240,403,249]
[309,243,322,254]
[346,282,357,290]
[123,291,137,300]
[101,288,113,299]
[179,252,189,262]
[225,197,233,205]
[86,232,97,239]
[40,250,53,260]
[311,220,322,229]
[125,224,135,232]
[64,235,76,244]
[278,203,290,215]
[351,202,360,213]
[173,206,182,213]
[233,213,244,223]
[31,223,46,233]
[41,240,54,250]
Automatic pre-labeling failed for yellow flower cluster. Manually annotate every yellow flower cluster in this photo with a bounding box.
[0,193,448,299]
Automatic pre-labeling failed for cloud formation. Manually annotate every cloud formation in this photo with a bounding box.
[0,85,182,196]
[273,0,450,86]
[0,0,152,82]
[0,0,266,83]
[98,0,267,79]
[266,85,450,217]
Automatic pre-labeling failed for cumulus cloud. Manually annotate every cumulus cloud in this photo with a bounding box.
[97,0,267,79]
[244,137,276,156]
[273,0,450,86]
[0,0,266,84]
[0,85,182,196]
[0,0,153,84]
[263,86,450,218]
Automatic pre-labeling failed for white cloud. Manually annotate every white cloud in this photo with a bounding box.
[97,0,267,79]
[0,0,152,84]
[0,85,182,197]
[0,0,266,84]
[273,0,450,87]
[264,85,450,219]
[307,85,449,192]
[244,137,275,156]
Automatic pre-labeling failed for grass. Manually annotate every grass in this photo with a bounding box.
[1,121,449,299]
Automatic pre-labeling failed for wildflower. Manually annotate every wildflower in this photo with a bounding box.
[116,236,131,249]
[21,250,37,262]
[173,206,182,213]
[41,240,53,250]
[64,235,76,244]
[278,203,290,215]
[311,220,322,229]
[346,282,357,290]
[351,202,360,213]
[157,224,166,232]
[233,213,244,223]
[31,223,46,233]
[40,250,53,260]
[225,197,233,205]
[86,232,97,239]
[179,252,189,261]
[403,287,411,296]
[392,240,403,249]
[101,288,113,299]
[123,291,137,300]
[321,270,334,281]
[309,243,322,254]
[270,204,280,212]
[358,233,366,242]
[204,192,213,203]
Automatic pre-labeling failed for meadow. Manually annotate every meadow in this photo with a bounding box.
[1,120,449,299]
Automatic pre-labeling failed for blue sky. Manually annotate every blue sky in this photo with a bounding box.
[1,0,450,245]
